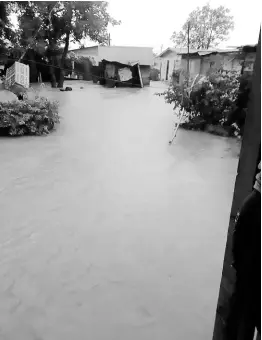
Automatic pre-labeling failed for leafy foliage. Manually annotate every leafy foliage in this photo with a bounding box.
[171,4,234,49]
[0,1,18,53]
[156,70,243,136]
[0,96,59,136]
[9,1,120,87]
[15,1,120,47]
[150,68,160,81]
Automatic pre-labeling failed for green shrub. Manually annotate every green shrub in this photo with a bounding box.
[150,68,160,81]
[156,70,243,136]
[0,97,59,136]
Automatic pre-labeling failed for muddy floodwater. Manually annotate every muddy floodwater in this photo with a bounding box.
[0,81,240,340]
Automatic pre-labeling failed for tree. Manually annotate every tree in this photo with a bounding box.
[171,4,234,49]
[0,2,18,54]
[14,1,120,87]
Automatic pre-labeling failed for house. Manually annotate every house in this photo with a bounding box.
[177,48,240,81]
[68,45,154,86]
[177,45,257,82]
[156,47,198,81]
[156,45,257,84]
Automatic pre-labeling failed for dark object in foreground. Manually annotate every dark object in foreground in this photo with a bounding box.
[226,168,261,339]
[180,120,234,137]
[60,87,72,92]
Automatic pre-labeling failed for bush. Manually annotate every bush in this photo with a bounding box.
[156,70,243,136]
[0,97,59,136]
[150,68,160,81]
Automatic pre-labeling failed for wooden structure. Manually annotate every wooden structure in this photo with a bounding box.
[178,47,257,82]
[155,47,197,81]
[100,59,144,88]
[68,45,153,86]
[213,30,261,340]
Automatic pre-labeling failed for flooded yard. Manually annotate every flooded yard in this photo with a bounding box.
[0,81,240,340]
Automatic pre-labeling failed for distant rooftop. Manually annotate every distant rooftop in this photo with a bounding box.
[69,45,153,53]
[69,46,98,52]
[157,45,257,58]
[157,47,198,57]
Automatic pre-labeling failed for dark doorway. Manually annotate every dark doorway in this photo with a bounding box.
[166,60,169,80]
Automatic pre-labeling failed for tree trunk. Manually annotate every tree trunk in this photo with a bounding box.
[27,49,38,83]
[57,59,64,88]
[50,56,57,88]
[47,3,59,88]
[57,32,70,88]
[48,37,58,88]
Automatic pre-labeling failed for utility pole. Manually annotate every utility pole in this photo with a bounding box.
[108,33,111,46]
[187,21,190,85]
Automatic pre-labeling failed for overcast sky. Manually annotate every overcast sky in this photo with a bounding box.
[106,0,261,53]
[10,0,260,52]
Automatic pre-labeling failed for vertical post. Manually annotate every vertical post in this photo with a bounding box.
[108,33,111,46]
[213,30,261,340]
[187,21,190,85]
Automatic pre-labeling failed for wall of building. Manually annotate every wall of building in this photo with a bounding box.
[140,66,151,86]
[180,57,201,79]
[69,47,99,66]
[70,45,154,69]
[158,50,182,81]
[201,53,242,73]
[180,52,252,81]
[98,46,153,66]
[71,46,98,57]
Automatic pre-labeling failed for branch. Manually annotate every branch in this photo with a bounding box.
[18,1,59,62]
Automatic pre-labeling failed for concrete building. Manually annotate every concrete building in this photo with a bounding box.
[68,45,154,86]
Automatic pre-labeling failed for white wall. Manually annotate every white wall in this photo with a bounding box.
[69,47,99,66]
[98,46,153,66]
[158,51,182,81]
[71,46,98,57]
[69,46,154,67]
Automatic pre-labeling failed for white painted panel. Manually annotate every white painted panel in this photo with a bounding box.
[98,46,153,65]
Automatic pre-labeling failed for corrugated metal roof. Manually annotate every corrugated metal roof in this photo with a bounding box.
[239,44,257,53]
[238,44,257,49]
[178,48,239,56]
[157,47,198,57]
